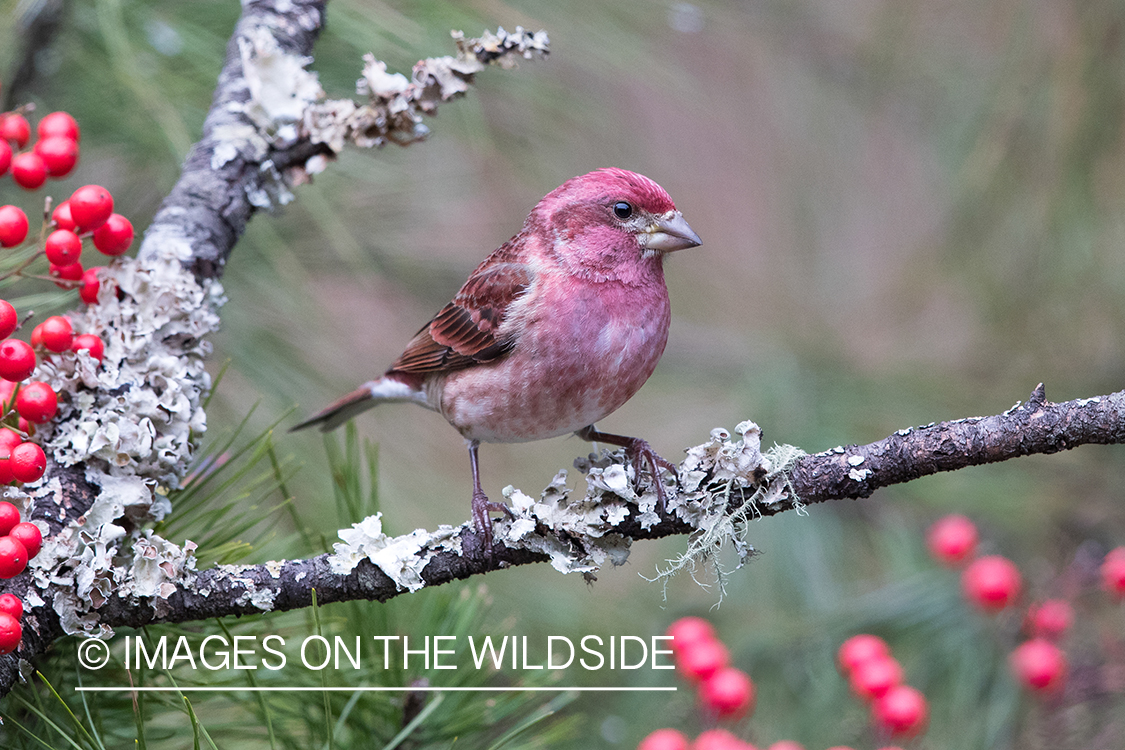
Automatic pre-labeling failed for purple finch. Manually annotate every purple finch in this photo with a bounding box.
[293,168,701,553]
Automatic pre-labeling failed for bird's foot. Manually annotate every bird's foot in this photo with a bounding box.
[623,437,677,515]
[576,426,677,514]
[469,489,513,560]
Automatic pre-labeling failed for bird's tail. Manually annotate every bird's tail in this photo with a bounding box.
[290,375,427,433]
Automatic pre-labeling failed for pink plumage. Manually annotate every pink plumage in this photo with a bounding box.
[293,168,701,554]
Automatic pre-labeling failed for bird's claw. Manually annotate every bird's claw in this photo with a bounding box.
[469,489,512,560]
[624,437,676,515]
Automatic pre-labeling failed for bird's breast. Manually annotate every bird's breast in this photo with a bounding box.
[437,273,671,443]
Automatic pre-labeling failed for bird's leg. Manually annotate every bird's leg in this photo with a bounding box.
[467,439,513,557]
[576,425,677,513]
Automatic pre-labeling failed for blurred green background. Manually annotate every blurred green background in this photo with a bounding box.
[2,0,1125,747]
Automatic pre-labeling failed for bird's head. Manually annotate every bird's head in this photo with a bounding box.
[534,168,701,280]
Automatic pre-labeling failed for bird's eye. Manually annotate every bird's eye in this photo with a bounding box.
[613,201,633,220]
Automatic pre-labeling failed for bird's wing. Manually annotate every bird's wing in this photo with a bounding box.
[390,258,534,374]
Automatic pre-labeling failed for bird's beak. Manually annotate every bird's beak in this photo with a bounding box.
[641,211,702,253]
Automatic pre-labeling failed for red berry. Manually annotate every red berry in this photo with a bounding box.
[38,316,73,353]
[0,339,36,381]
[44,229,83,266]
[0,205,29,248]
[677,637,729,682]
[10,152,47,190]
[50,261,84,288]
[1025,599,1073,640]
[0,611,20,654]
[80,266,103,304]
[72,332,105,362]
[0,140,10,176]
[37,111,80,142]
[638,728,691,750]
[926,514,978,567]
[9,521,41,556]
[1010,638,1067,694]
[699,667,755,720]
[33,136,79,177]
[0,384,14,411]
[871,685,928,738]
[0,301,17,339]
[0,500,19,535]
[1102,547,1125,599]
[52,201,76,232]
[71,333,105,362]
[92,213,133,256]
[837,634,890,674]
[766,743,805,750]
[1,114,30,148]
[850,655,904,701]
[962,555,1022,612]
[692,729,750,750]
[16,382,57,424]
[0,593,22,620]
[68,185,114,231]
[29,324,43,349]
[666,616,716,653]
[0,535,28,578]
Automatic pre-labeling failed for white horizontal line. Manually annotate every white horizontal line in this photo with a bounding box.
[75,686,677,693]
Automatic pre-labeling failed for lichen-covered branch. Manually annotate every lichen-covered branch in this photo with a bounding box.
[785,383,1125,507]
[85,384,1125,629]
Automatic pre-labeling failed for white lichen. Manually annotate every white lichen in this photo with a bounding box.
[328,513,461,592]
[21,237,222,635]
[323,422,804,597]
[300,26,549,156]
[488,421,806,598]
[229,25,548,211]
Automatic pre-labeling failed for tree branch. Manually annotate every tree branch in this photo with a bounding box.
[785,383,1125,509]
[85,384,1125,629]
[140,0,329,282]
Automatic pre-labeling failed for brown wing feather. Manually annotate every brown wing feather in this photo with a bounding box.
[389,258,534,375]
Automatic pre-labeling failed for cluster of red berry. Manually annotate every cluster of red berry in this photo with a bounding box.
[0,109,124,485]
[0,500,42,654]
[0,184,125,297]
[0,216,116,476]
[836,634,927,741]
[927,513,1125,696]
[0,106,129,658]
[640,617,907,750]
[636,617,759,750]
[669,617,755,720]
[1,106,128,299]
[0,109,79,190]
